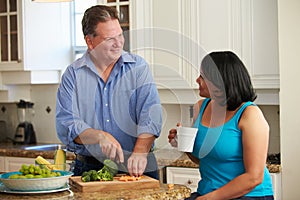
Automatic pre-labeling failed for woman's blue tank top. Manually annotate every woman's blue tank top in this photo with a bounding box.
[191,98,273,197]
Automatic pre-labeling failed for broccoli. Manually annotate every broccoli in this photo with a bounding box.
[81,174,91,182]
[90,170,100,181]
[81,170,98,182]
[80,159,118,182]
[82,171,89,177]
[103,159,118,176]
[97,166,114,181]
[101,170,113,181]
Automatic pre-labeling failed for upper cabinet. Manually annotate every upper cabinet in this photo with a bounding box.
[0,0,19,66]
[131,0,279,92]
[0,0,72,72]
[240,0,279,89]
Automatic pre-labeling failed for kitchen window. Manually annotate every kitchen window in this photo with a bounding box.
[73,0,130,60]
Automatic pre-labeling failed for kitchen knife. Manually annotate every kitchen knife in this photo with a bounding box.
[118,162,127,173]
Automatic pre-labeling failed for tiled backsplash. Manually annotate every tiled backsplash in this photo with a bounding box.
[0,103,19,142]
[259,105,280,154]
[0,85,60,143]
[0,85,280,154]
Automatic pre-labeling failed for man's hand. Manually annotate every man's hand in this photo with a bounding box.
[98,131,124,163]
[127,133,155,177]
[74,128,124,163]
[127,152,148,177]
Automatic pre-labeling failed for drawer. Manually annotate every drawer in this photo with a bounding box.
[166,167,201,192]
[270,172,282,200]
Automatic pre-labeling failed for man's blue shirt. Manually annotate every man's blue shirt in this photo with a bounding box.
[56,51,162,158]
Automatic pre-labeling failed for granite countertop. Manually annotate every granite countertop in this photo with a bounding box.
[0,143,281,173]
[0,183,191,200]
[0,143,76,160]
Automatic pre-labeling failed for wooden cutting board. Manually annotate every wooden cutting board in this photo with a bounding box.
[69,175,160,192]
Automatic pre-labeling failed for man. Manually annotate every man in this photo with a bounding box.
[56,5,162,179]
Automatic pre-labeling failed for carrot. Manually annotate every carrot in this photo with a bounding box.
[118,175,142,182]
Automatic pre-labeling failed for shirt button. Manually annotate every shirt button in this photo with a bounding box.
[106,119,110,122]
[105,104,108,106]
[104,87,107,90]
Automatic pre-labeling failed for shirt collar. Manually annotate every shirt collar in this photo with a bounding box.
[75,50,136,71]
[120,51,136,63]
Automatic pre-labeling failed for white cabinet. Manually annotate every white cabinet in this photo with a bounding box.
[4,157,36,172]
[167,167,281,199]
[0,156,5,172]
[270,173,282,200]
[0,156,36,172]
[166,166,281,199]
[132,0,199,90]
[166,166,201,193]
[0,156,71,172]
[132,0,279,97]
[0,0,72,73]
[241,0,279,89]
[21,1,72,71]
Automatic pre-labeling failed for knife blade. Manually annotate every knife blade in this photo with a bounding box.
[118,162,127,173]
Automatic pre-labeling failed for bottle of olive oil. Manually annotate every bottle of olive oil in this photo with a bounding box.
[54,144,66,170]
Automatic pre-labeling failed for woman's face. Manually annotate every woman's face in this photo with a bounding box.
[196,73,210,98]
[196,70,225,101]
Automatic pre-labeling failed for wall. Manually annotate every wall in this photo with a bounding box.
[30,85,60,143]
[0,84,60,144]
[278,0,300,198]
[260,105,280,154]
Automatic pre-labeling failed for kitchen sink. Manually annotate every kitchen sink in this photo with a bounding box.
[23,144,66,151]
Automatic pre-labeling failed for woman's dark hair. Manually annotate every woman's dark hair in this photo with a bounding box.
[201,51,257,110]
[82,5,119,37]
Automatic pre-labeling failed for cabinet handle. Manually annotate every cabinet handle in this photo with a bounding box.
[187,180,193,185]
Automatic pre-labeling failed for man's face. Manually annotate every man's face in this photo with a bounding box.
[86,19,124,65]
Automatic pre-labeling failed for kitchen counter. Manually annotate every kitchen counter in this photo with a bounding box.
[0,143,75,160]
[0,183,191,200]
[0,143,281,173]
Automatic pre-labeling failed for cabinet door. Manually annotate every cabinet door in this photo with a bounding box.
[0,0,21,70]
[166,167,201,193]
[241,0,279,89]
[0,156,5,172]
[4,157,72,172]
[4,157,37,172]
[22,1,72,71]
[270,173,282,200]
[0,0,72,71]
[133,0,279,92]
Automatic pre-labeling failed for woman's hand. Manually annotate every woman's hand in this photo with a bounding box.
[168,128,177,147]
[168,122,181,147]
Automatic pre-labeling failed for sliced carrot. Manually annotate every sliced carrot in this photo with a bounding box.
[118,175,142,181]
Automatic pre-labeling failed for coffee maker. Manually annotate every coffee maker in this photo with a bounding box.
[14,100,37,144]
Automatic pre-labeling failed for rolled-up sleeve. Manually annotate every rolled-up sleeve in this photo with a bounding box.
[134,59,162,137]
[56,66,91,151]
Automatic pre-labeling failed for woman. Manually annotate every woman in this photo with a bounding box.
[168,51,274,199]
